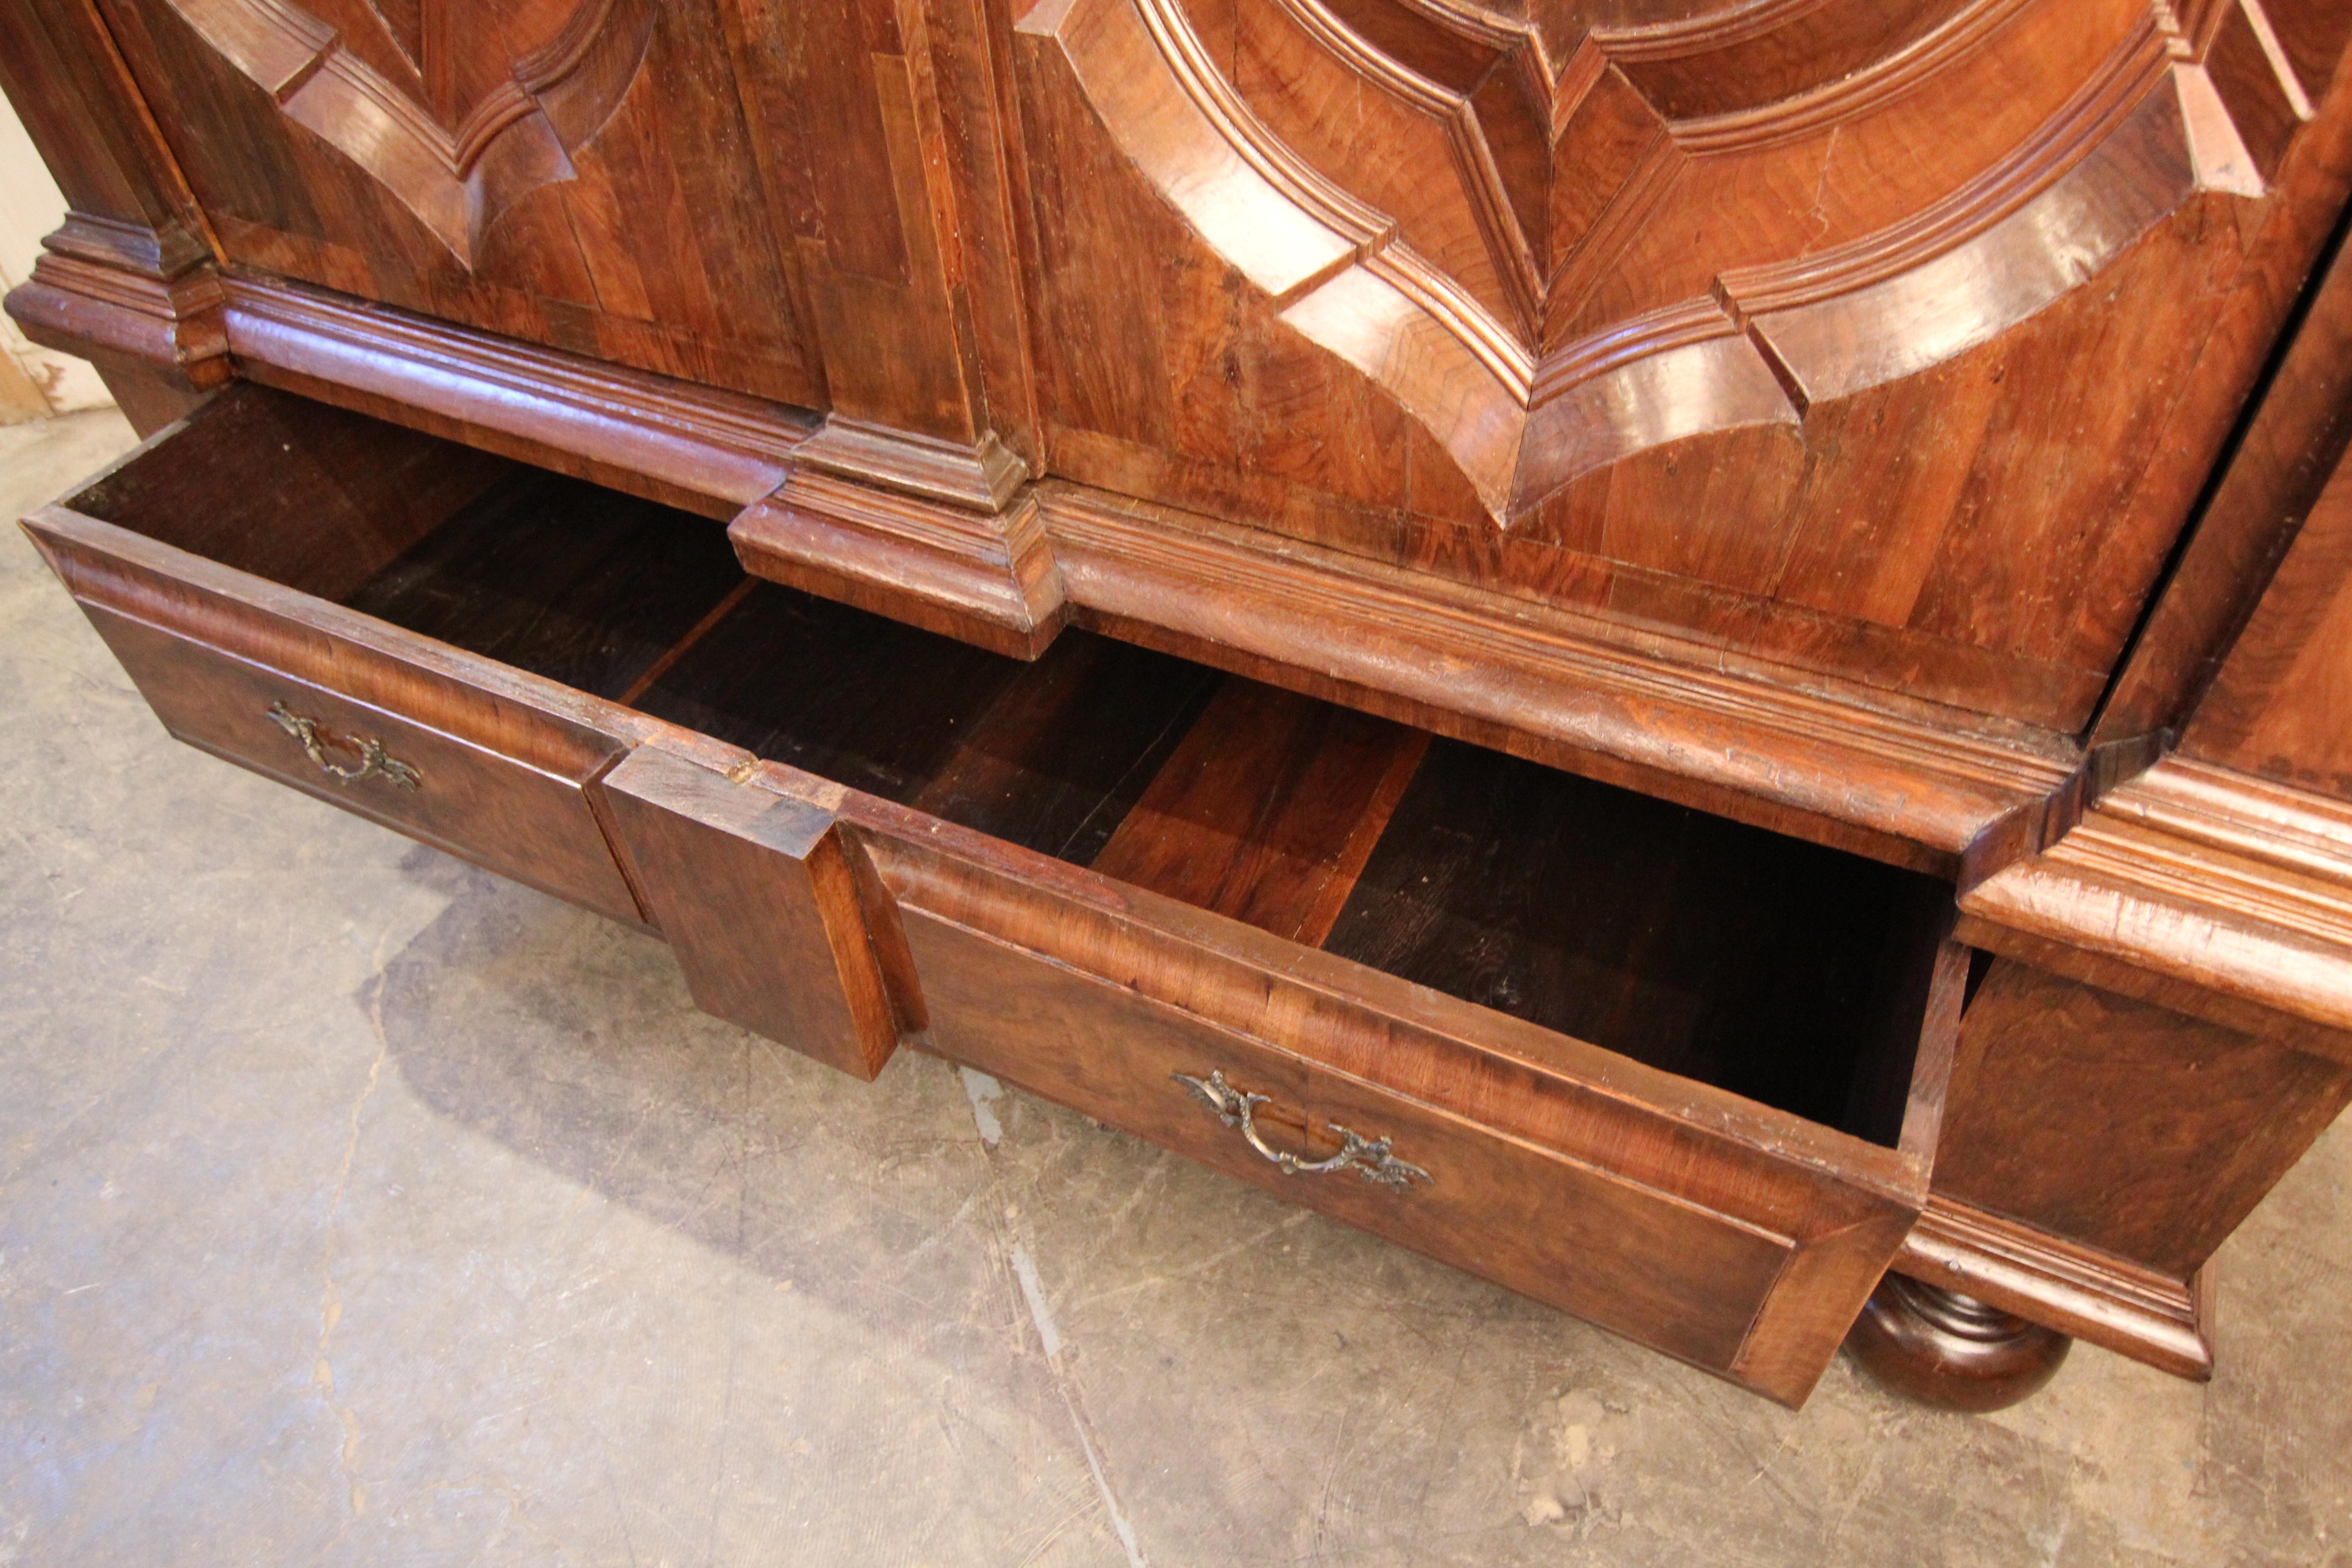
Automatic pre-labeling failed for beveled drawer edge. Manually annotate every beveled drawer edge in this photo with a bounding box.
[1728,1205,1921,1407]
[22,501,720,777]
[1895,939,1968,1172]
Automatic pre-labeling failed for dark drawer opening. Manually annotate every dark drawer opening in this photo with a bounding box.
[65,387,1953,1148]
[65,388,750,705]
[634,586,1951,1147]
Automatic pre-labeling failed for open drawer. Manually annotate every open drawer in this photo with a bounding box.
[22,389,738,925]
[23,386,1964,1406]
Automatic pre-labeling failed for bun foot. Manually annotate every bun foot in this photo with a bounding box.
[1845,1273,2072,1411]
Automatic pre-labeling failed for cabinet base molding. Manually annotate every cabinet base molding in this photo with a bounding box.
[1845,1274,2074,1412]
[1896,1196,2213,1381]
[1040,487,2076,875]
[5,217,228,390]
[732,474,1068,659]
[1961,758,2352,1065]
[5,260,2092,870]
[795,416,1029,513]
[217,276,817,519]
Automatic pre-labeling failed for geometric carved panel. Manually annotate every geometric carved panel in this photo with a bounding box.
[164,0,655,267]
[1019,0,2352,730]
[1026,0,2321,524]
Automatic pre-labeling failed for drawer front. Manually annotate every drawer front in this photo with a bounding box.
[908,908,1794,1372]
[597,747,917,1080]
[82,605,645,924]
[861,818,1926,1405]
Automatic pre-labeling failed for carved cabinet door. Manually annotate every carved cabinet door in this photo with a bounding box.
[92,0,837,407]
[1011,0,2352,733]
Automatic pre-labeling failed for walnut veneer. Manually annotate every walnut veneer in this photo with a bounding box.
[10,0,2352,1411]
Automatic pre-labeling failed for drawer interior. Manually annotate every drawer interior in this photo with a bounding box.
[64,388,750,705]
[65,389,1954,1147]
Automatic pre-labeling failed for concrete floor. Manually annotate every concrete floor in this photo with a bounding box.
[0,408,2347,1568]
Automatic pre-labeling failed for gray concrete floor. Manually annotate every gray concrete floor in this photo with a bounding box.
[0,407,2347,1568]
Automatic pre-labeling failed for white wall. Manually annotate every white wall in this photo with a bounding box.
[0,92,113,421]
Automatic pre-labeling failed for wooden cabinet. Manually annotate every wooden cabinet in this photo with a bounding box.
[11,0,2352,1410]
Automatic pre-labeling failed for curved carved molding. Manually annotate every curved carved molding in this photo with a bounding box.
[162,0,657,267]
[1024,0,2332,524]
[1612,0,2025,151]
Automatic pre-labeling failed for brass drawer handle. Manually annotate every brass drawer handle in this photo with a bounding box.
[268,702,421,791]
[1174,1070,1430,1192]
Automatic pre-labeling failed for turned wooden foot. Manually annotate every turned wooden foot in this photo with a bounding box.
[1845,1274,2072,1411]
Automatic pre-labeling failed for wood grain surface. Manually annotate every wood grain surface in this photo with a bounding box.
[1935,956,2352,1280]
[1013,0,2352,730]
[343,470,746,702]
[1091,677,1429,946]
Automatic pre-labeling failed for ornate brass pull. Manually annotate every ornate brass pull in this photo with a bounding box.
[1173,1070,1430,1192]
[267,702,421,791]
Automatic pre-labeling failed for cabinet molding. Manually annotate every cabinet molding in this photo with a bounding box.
[1896,1196,2215,1382]
[1961,756,2352,1063]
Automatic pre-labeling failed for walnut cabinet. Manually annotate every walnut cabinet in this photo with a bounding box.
[10,0,2352,1408]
